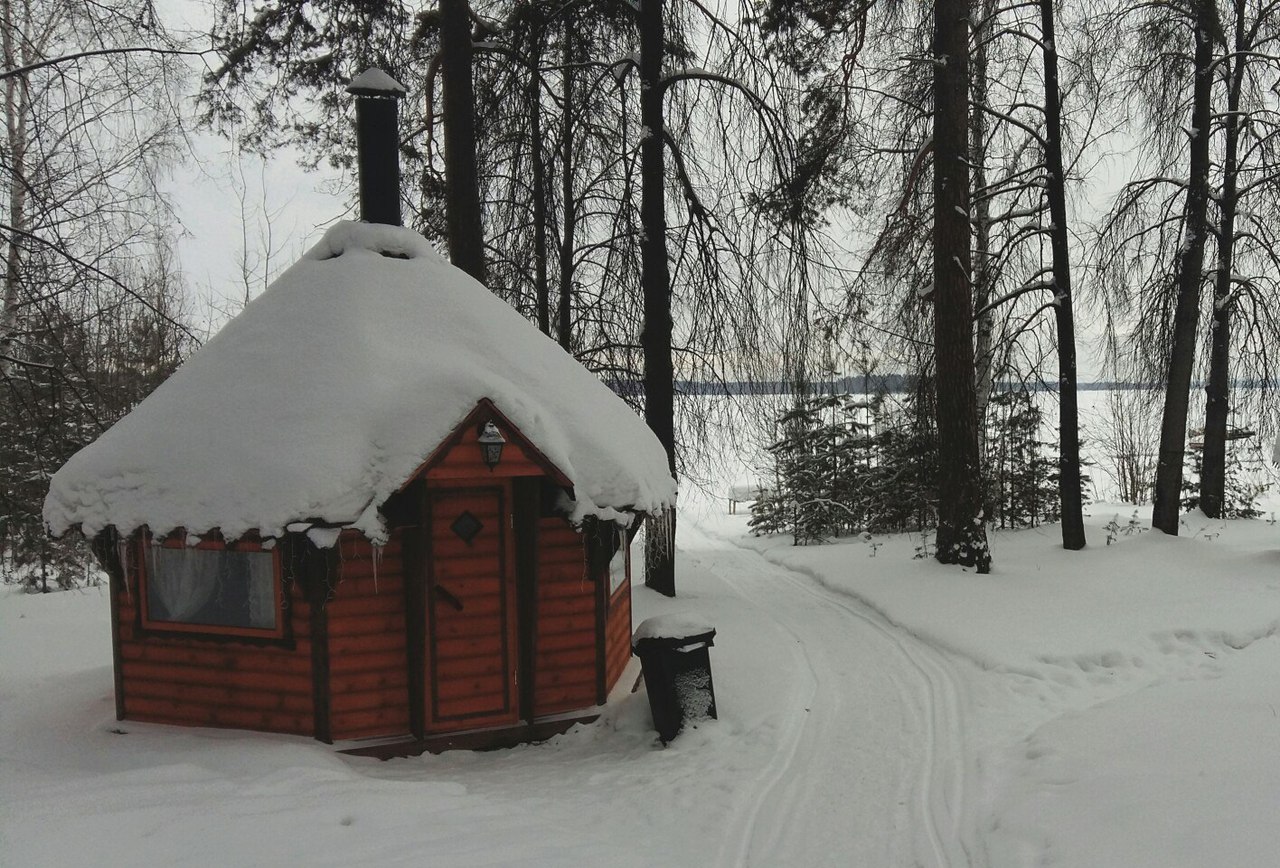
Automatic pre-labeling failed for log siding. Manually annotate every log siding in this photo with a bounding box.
[115,539,315,736]
[102,400,638,748]
[325,530,411,741]
[533,518,598,716]
[604,580,632,694]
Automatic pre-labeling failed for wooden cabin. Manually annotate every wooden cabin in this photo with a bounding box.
[90,398,642,748]
[45,70,675,751]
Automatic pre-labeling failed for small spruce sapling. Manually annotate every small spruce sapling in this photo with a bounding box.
[1181,441,1269,519]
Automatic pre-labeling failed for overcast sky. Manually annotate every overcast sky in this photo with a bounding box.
[170,135,348,327]
[158,2,349,329]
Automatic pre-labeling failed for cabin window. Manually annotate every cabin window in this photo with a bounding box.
[608,527,631,596]
[588,519,633,599]
[140,539,282,637]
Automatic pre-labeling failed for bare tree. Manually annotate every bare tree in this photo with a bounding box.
[967,0,1093,549]
[439,0,487,280]
[1090,388,1161,504]
[1091,1,1280,532]
[1199,0,1280,517]
[931,0,991,571]
[756,0,1108,558]
[1150,0,1219,534]
[1,0,195,585]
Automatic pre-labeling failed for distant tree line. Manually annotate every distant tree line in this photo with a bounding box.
[665,377,1276,397]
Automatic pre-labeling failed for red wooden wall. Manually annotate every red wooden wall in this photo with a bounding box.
[604,580,632,693]
[115,548,315,736]
[111,404,637,743]
[326,530,411,740]
[533,518,598,716]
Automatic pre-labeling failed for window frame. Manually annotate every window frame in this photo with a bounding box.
[607,526,630,600]
[136,531,288,642]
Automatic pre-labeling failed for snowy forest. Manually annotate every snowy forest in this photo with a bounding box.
[4,0,1280,588]
[11,4,1280,867]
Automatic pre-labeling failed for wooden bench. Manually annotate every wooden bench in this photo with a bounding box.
[727,483,771,514]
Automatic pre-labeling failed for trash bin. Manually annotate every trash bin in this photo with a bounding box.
[632,615,717,744]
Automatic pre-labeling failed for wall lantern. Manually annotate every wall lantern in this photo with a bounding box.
[478,421,506,470]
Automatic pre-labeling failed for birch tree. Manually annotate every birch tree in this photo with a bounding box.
[1,0,193,584]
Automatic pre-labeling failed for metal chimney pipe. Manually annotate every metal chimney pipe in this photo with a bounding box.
[346,69,407,226]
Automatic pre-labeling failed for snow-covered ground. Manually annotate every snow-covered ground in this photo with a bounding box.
[4,495,1280,866]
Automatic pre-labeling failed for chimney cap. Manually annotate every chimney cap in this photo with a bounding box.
[347,68,407,97]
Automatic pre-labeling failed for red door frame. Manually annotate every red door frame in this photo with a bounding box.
[423,481,520,733]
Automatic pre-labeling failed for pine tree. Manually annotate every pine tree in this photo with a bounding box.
[986,391,1059,529]
[1182,443,1267,520]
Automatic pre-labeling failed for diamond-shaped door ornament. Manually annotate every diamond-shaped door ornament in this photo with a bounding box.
[451,510,483,544]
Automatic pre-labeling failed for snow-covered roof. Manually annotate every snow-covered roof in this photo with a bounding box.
[45,221,676,542]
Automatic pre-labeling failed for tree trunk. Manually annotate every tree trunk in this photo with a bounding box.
[639,0,676,596]
[1151,3,1215,535]
[1200,0,1244,519]
[557,18,576,352]
[528,21,550,336]
[439,0,487,284]
[933,0,990,572]
[0,0,28,379]
[1040,0,1086,550]
[971,0,995,460]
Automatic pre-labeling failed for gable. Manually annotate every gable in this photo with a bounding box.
[404,399,574,489]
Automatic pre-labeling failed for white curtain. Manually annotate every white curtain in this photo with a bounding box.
[245,553,276,628]
[146,547,219,622]
[146,547,276,628]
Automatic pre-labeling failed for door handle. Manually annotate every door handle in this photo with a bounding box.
[433,584,465,612]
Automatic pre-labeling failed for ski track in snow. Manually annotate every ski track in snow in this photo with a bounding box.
[683,520,982,868]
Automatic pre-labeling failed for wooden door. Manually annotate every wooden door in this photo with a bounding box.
[425,485,518,731]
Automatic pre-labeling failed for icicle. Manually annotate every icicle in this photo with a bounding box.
[117,536,132,600]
